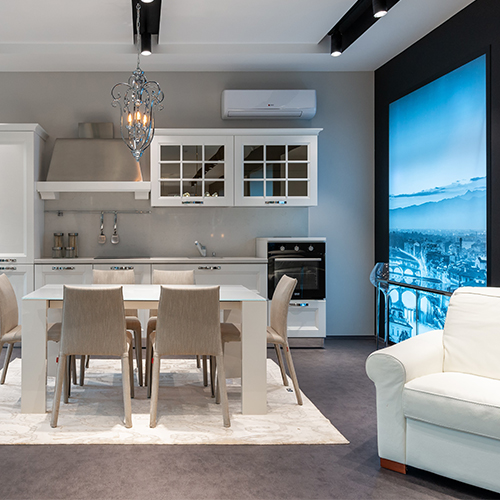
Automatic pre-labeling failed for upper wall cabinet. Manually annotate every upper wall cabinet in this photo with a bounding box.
[234,131,320,207]
[151,132,234,207]
[150,129,322,208]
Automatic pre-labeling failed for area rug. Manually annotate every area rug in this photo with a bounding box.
[0,358,348,445]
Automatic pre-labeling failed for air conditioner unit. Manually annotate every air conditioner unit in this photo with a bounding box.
[221,90,316,120]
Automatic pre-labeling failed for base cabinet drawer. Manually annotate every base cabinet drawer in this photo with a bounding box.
[276,300,326,339]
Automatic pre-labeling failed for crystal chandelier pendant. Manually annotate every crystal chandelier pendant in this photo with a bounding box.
[111,4,164,161]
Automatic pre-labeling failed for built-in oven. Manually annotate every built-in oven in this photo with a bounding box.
[266,241,326,300]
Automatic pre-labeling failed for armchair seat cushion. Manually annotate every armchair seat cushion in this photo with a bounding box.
[403,372,500,441]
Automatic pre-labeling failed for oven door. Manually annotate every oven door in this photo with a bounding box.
[269,257,325,299]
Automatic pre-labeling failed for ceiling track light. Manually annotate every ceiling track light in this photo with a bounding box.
[372,0,388,18]
[141,32,152,56]
[330,31,343,57]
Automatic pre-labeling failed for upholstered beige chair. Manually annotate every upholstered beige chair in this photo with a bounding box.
[218,274,303,405]
[149,285,230,428]
[51,285,134,428]
[0,273,61,384]
[92,269,143,386]
[145,270,195,392]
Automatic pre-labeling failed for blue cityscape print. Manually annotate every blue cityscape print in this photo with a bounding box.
[388,55,487,343]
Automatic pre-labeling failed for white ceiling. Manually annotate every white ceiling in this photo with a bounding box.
[0,0,475,72]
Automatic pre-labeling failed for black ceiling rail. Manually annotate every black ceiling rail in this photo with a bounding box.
[132,0,162,43]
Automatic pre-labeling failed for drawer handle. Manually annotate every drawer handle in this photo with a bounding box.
[198,266,221,270]
[265,200,287,205]
[182,201,204,205]
[0,267,17,271]
[290,303,309,307]
[0,258,17,263]
[52,266,75,271]
[110,266,134,270]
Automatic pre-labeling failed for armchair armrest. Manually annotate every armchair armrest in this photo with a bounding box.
[365,330,444,464]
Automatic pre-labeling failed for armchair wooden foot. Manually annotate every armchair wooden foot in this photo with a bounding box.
[380,458,406,474]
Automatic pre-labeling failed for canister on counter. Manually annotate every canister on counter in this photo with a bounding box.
[64,247,75,258]
[52,247,63,259]
[53,233,64,248]
[68,233,78,257]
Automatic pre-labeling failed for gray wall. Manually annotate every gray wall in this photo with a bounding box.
[0,71,374,336]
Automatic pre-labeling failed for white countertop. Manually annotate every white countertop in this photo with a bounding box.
[35,257,268,264]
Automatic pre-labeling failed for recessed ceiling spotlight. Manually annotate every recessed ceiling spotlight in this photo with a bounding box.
[330,31,342,57]
[141,0,154,3]
[372,0,388,18]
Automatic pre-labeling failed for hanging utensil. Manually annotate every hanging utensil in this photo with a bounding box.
[98,212,106,244]
[111,212,120,244]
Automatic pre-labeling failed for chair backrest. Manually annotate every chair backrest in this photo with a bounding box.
[150,270,195,316]
[60,285,127,356]
[155,285,222,356]
[270,275,297,342]
[93,269,137,316]
[443,286,500,380]
[0,274,18,338]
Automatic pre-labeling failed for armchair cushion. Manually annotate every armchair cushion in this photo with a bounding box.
[403,372,500,441]
[444,287,500,379]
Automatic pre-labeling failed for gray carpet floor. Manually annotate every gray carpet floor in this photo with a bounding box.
[0,338,498,500]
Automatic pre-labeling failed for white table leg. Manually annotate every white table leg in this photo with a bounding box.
[21,299,47,413]
[241,300,267,414]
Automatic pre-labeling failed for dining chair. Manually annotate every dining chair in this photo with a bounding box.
[218,274,303,405]
[51,285,134,428]
[145,270,195,393]
[0,273,61,384]
[92,269,143,386]
[149,285,230,428]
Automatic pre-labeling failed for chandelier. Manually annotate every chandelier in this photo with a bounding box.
[112,3,164,161]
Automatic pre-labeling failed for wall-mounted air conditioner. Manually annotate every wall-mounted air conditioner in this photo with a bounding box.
[221,89,316,120]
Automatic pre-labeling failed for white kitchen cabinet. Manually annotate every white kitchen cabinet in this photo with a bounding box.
[234,132,319,207]
[286,300,326,339]
[93,263,152,334]
[152,263,266,297]
[0,264,34,323]
[150,133,234,207]
[0,124,47,263]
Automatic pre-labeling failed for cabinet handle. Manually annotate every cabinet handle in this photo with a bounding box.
[265,200,287,205]
[198,266,221,270]
[52,266,75,271]
[0,267,17,271]
[0,258,17,263]
[290,303,309,307]
[110,266,134,270]
[182,201,204,205]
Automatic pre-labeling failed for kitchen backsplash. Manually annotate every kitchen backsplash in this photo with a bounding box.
[43,193,309,258]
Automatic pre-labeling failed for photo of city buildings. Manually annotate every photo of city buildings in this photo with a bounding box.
[387,55,487,343]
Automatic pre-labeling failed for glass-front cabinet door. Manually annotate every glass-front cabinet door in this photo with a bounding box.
[151,135,234,207]
[234,134,318,207]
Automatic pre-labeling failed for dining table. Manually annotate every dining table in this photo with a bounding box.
[21,284,268,415]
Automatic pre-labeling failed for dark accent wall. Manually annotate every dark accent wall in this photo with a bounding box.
[375,0,500,285]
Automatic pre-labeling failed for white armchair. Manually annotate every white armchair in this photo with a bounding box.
[366,286,500,494]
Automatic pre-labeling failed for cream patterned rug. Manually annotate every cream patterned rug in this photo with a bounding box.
[0,358,348,445]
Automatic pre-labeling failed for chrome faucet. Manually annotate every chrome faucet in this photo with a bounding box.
[194,240,207,257]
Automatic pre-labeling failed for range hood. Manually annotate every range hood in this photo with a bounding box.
[37,123,151,200]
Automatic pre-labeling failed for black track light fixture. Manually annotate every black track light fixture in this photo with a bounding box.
[141,32,152,56]
[330,30,343,57]
[372,0,388,18]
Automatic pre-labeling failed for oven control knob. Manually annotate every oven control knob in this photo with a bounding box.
[294,245,300,251]
[280,246,285,251]
[308,245,314,251]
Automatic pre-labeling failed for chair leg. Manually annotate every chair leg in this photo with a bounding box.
[0,343,13,384]
[71,355,77,385]
[85,355,90,368]
[196,355,201,368]
[150,350,161,428]
[64,356,72,403]
[210,355,216,398]
[128,341,135,399]
[215,354,230,427]
[121,352,133,428]
[282,342,303,405]
[145,330,152,388]
[202,355,208,386]
[131,326,143,387]
[51,354,67,428]
[79,355,86,386]
[274,343,288,386]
